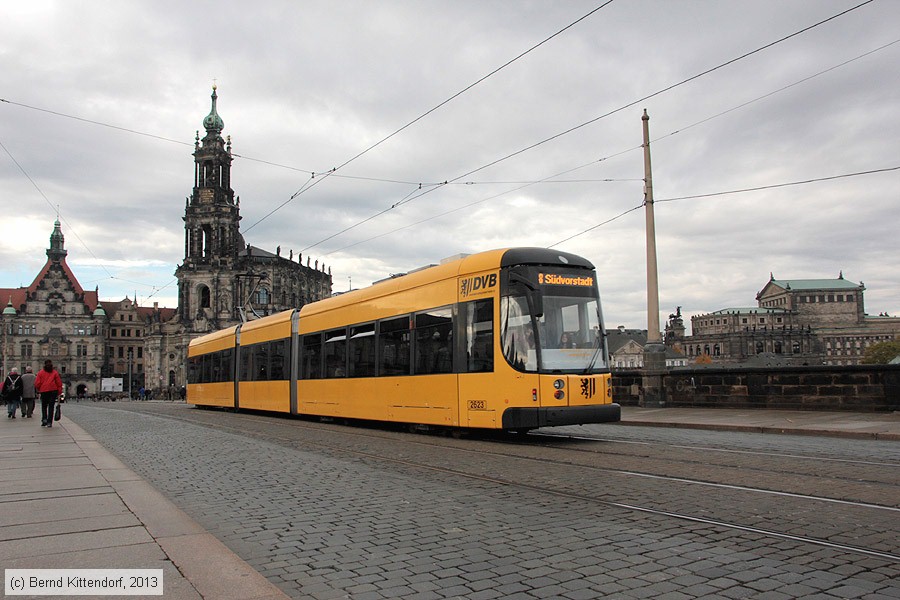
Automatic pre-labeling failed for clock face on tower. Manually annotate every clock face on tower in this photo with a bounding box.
[199,189,214,203]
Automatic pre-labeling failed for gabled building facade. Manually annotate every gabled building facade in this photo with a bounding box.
[0,221,108,397]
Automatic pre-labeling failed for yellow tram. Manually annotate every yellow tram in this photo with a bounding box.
[187,248,620,431]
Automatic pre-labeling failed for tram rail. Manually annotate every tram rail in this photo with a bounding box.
[89,402,900,562]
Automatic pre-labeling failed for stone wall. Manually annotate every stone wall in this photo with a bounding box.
[611,365,900,411]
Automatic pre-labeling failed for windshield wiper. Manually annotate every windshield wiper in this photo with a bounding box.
[583,343,604,375]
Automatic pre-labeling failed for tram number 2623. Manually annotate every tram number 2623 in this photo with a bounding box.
[468,400,486,410]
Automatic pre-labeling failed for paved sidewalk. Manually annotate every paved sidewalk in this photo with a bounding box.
[0,412,289,600]
[621,406,900,440]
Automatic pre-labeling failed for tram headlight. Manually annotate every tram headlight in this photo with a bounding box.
[553,379,565,390]
[554,390,565,400]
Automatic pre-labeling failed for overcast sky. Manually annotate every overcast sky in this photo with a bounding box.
[1,0,898,333]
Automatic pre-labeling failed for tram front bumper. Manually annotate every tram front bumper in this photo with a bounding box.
[501,403,621,430]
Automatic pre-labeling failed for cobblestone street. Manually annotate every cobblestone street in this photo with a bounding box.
[64,403,900,600]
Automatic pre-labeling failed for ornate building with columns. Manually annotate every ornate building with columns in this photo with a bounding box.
[666,274,899,366]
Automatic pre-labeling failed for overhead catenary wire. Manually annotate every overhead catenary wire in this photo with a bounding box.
[549,166,900,248]
[244,1,619,234]
[0,2,888,298]
[326,164,899,257]
[653,166,900,204]
[301,0,878,254]
[2,18,890,227]
[535,36,900,185]
[319,16,895,257]
[0,135,176,299]
[301,182,446,253]
[0,136,118,283]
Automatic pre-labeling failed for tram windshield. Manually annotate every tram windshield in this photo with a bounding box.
[500,267,608,374]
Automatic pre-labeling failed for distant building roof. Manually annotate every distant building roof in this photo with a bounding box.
[606,328,647,354]
[101,298,176,323]
[605,328,683,360]
[238,245,278,259]
[702,307,790,316]
[769,278,861,291]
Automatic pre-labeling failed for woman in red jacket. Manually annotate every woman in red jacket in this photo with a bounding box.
[34,360,63,428]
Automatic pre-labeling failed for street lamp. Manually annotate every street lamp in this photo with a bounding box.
[127,349,133,400]
[2,298,16,377]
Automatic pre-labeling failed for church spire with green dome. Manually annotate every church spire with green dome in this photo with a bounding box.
[202,84,225,139]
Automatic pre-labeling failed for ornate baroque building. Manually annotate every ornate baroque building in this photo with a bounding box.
[143,86,332,390]
[0,221,108,397]
[2,87,332,396]
[666,274,900,366]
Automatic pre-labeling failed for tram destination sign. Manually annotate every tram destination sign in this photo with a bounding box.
[538,273,594,288]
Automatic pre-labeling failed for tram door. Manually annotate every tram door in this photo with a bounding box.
[457,298,494,427]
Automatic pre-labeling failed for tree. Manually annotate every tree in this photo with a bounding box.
[694,353,713,365]
[861,341,900,365]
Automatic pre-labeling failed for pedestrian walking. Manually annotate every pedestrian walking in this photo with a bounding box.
[3,367,23,419]
[20,365,36,418]
[35,360,63,428]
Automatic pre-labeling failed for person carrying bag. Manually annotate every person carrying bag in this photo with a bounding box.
[35,360,63,428]
[4,368,23,419]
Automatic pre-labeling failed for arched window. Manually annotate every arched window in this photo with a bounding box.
[774,341,783,354]
[256,287,269,305]
[713,344,720,356]
[202,226,213,258]
[792,341,801,354]
[756,341,764,354]
[199,285,211,309]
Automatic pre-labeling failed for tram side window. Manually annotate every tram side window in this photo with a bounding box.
[349,323,376,378]
[254,342,270,381]
[188,356,201,384]
[211,351,222,382]
[201,354,214,383]
[240,346,253,381]
[415,307,453,374]
[324,329,347,378]
[464,299,493,372]
[221,349,234,383]
[379,316,411,376]
[301,334,322,379]
[270,340,287,380]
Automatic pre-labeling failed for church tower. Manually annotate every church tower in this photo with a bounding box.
[175,85,244,331]
[146,85,333,393]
